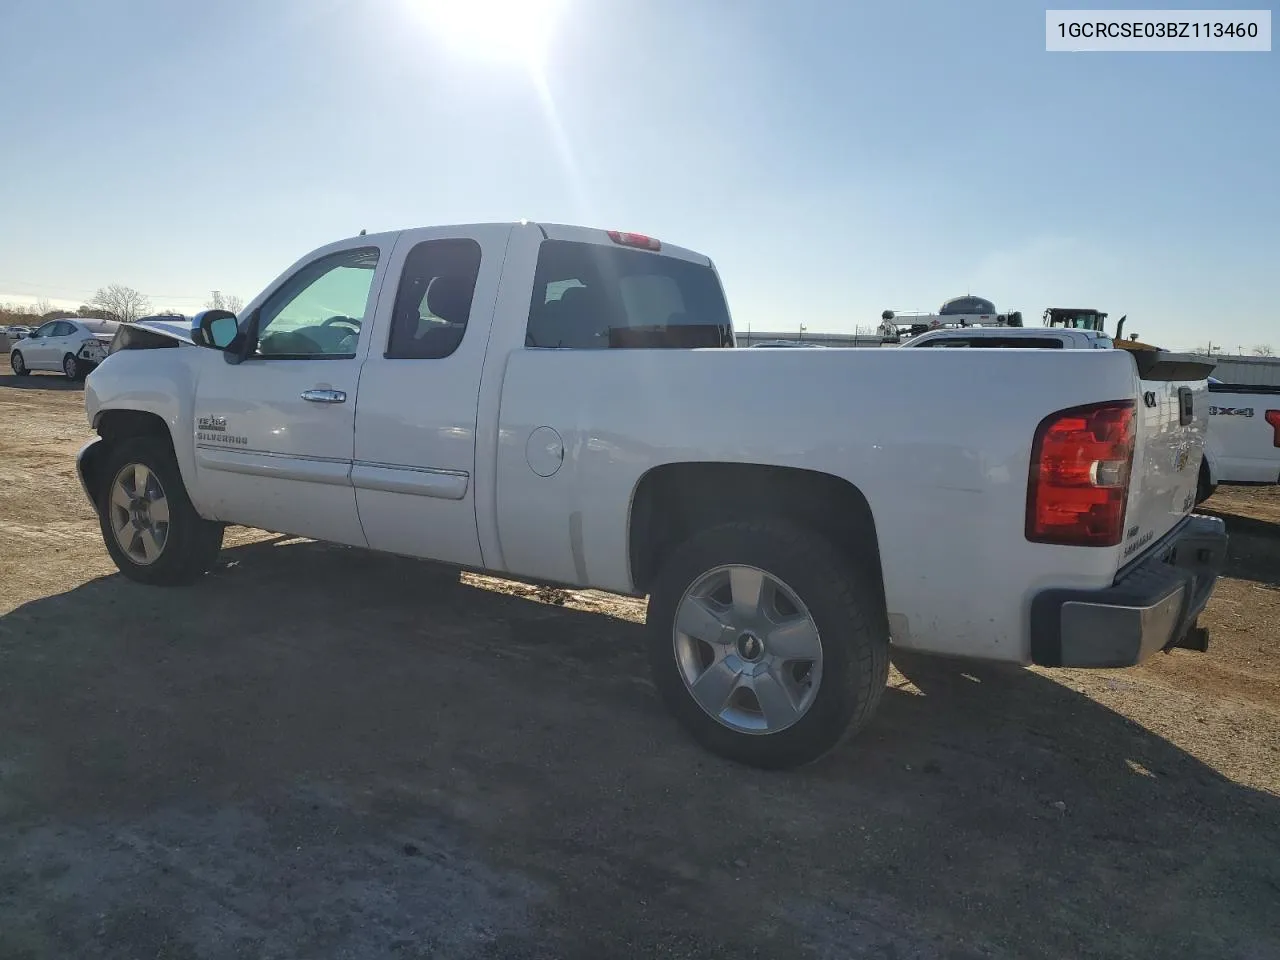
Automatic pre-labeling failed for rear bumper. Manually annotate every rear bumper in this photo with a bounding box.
[1030,514,1229,668]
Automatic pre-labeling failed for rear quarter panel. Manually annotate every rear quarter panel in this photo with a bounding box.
[1124,377,1207,556]
[494,346,1144,663]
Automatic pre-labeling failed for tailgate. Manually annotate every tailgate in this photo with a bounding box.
[1124,353,1216,560]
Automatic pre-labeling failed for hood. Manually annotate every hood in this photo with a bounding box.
[132,318,195,344]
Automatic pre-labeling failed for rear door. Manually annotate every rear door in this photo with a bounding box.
[1123,353,1217,559]
[350,225,512,568]
[50,321,84,367]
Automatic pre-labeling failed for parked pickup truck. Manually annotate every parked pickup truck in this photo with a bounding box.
[902,327,1280,504]
[1201,379,1280,501]
[76,222,1227,768]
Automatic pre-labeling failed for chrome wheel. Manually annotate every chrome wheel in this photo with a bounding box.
[673,564,823,735]
[63,355,77,378]
[108,462,171,565]
[11,351,25,375]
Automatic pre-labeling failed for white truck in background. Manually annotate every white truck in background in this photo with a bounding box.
[877,294,1024,343]
[76,222,1226,769]
[1201,379,1280,501]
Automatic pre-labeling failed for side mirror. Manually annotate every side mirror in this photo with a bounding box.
[193,310,240,350]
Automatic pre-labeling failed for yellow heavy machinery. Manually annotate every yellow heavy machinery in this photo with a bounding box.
[1042,307,1160,352]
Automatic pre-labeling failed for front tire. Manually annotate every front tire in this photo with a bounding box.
[646,520,890,769]
[10,350,29,376]
[97,436,224,586]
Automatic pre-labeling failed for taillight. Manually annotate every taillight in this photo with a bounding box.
[1266,410,1280,447]
[1026,400,1136,547]
[607,230,661,251]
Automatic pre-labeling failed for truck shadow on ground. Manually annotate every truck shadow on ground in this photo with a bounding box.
[1201,511,1280,587]
[0,372,84,391]
[0,538,1276,960]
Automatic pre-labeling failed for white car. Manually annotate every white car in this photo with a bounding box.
[76,222,1226,768]
[10,318,119,380]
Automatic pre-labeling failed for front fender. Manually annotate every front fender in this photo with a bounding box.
[83,349,203,512]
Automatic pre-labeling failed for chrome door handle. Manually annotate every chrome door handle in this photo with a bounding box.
[301,388,347,403]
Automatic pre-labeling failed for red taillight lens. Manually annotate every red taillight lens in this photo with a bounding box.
[1266,410,1280,447]
[1026,400,1136,547]
[607,230,661,251]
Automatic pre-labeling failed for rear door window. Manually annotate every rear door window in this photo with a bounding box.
[385,238,482,360]
[526,240,732,349]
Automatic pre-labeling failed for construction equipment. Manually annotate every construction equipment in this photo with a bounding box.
[1042,307,1159,353]
[880,295,1023,343]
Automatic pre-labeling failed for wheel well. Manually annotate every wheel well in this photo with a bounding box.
[82,410,175,504]
[629,462,886,601]
[1199,453,1216,486]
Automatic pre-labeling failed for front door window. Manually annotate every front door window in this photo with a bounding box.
[254,247,381,358]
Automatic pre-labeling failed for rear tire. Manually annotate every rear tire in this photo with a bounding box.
[1195,461,1216,505]
[97,436,224,586]
[63,353,85,381]
[646,520,889,769]
[10,350,29,376]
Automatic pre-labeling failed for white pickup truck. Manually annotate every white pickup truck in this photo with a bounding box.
[1201,379,1280,501]
[76,222,1227,768]
[902,327,1280,503]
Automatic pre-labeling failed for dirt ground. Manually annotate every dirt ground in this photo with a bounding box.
[1,371,1277,960]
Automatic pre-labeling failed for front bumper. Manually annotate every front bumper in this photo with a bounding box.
[1030,514,1229,668]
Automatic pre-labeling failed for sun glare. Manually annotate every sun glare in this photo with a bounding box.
[414,0,567,68]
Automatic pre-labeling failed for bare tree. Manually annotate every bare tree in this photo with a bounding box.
[90,284,151,323]
[33,298,53,317]
[207,290,245,314]
[1251,344,1276,358]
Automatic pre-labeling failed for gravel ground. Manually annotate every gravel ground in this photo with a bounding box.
[1,371,1277,960]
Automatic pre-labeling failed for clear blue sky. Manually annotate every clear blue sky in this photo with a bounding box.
[0,0,1275,350]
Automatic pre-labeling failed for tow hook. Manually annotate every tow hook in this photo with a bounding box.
[1169,621,1209,653]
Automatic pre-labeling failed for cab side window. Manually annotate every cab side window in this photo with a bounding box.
[525,240,732,349]
[385,239,482,360]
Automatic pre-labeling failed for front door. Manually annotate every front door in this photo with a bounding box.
[192,238,395,547]
[25,321,62,368]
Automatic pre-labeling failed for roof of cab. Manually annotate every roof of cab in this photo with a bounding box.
[337,221,713,266]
